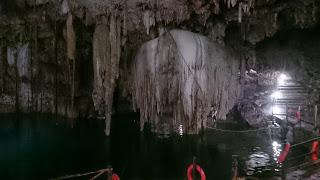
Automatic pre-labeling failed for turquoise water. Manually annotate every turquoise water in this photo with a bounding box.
[0,113,298,179]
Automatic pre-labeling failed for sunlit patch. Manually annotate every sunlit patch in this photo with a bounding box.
[278,78,285,86]
[272,141,282,161]
[277,73,290,86]
[271,91,282,99]
[272,106,282,114]
[279,74,289,80]
[245,151,271,176]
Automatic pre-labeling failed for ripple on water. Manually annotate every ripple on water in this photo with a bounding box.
[245,151,272,176]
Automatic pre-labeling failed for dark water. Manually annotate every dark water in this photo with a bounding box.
[0,113,305,179]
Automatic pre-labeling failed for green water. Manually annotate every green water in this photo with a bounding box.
[0,113,293,179]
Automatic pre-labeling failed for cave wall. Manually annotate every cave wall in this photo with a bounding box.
[0,2,94,119]
[231,28,320,127]
[0,0,319,135]
[256,28,320,104]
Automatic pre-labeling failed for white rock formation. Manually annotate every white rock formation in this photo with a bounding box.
[132,30,241,134]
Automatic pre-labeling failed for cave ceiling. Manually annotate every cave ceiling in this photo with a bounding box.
[0,0,319,44]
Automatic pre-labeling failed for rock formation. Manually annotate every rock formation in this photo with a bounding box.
[132,30,241,134]
[92,15,122,135]
[0,0,319,135]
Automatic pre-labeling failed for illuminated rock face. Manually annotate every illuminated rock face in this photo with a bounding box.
[132,30,241,134]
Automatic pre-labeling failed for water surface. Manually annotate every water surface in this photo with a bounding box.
[0,114,301,179]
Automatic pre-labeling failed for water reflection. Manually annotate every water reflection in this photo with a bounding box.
[244,140,283,176]
[272,141,282,161]
[178,124,183,136]
[245,150,271,175]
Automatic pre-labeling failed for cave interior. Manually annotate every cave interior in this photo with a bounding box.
[0,0,320,179]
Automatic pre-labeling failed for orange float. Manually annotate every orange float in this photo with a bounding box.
[112,173,120,180]
[296,111,301,121]
[187,164,206,180]
[311,141,319,161]
[277,143,291,163]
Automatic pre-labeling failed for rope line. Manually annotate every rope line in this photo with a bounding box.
[287,159,320,171]
[286,152,313,162]
[50,168,111,180]
[205,125,270,133]
[206,125,320,148]
[291,137,320,148]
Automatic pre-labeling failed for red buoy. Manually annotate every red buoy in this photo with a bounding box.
[187,164,206,180]
[277,143,291,163]
[112,173,120,180]
[311,141,319,161]
[296,111,301,121]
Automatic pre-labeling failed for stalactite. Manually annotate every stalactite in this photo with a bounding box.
[225,0,238,8]
[54,16,58,117]
[0,45,3,93]
[66,14,76,60]
[212,0,220,14]
[66,13,76,111]
[122,10,127,46]
[92,15,122,136]
[132,30,241,134]
[238,2,243,23]
[312,2,317,22]
[61,0,70,15]
[143,10,155,35]
[17,44,31,112]
[273,13,278,29]
[7,47,15,66]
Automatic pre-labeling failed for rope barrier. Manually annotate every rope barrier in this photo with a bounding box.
[291,137,320,148]
[206,125,319,148]
[287,159,320,171]
[89,169,109,180]
[205,126,270,133]
[286,152,313,162]
[50,168,111,180]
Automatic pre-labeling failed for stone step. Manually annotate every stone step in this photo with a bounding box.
[275,98,307,102]
[278,85,306,90]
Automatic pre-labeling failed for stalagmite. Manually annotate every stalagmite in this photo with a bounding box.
[132,30,241,134]
[92,15,121,136]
